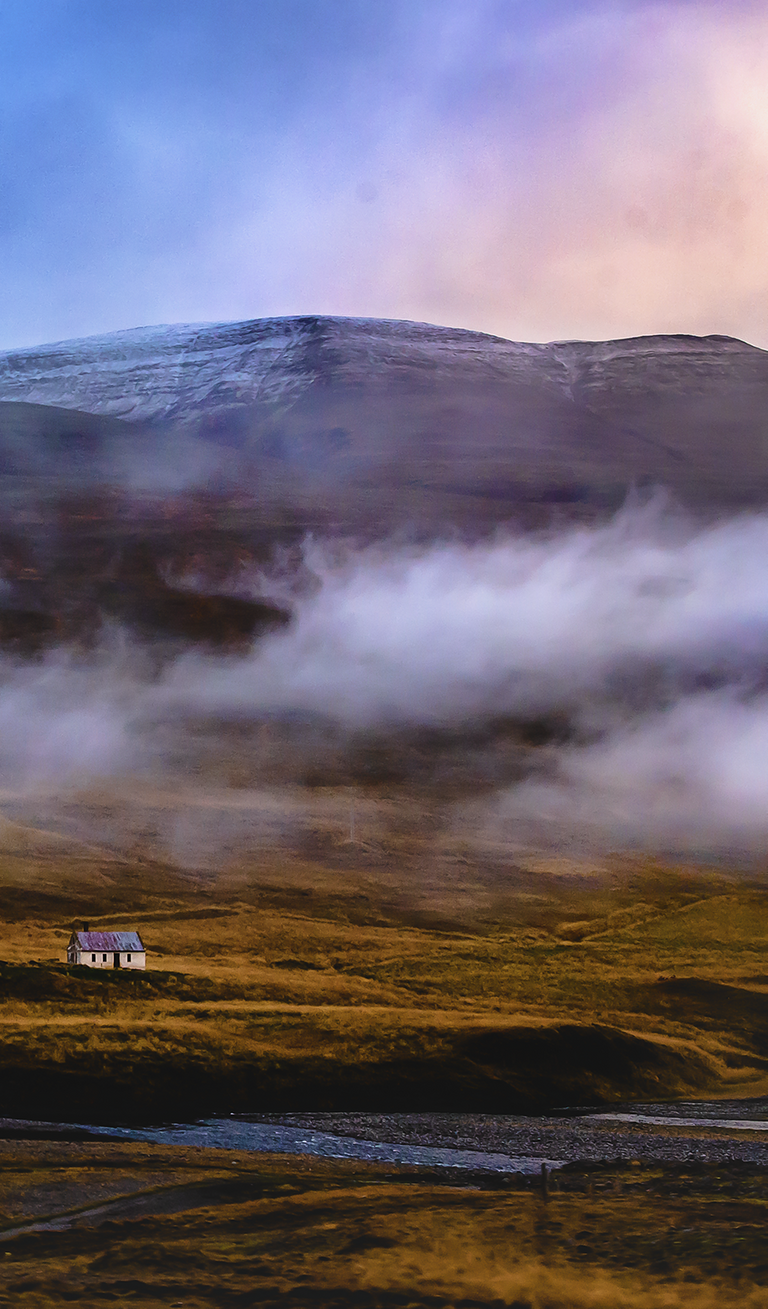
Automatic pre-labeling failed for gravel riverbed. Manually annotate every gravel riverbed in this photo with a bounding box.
[250,1111,768,1168]
[3,1108,768,1172]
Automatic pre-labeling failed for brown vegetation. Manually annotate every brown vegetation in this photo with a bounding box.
[1,1141,767,1307]
[1,837,768,1119]
[2,796,768,1304]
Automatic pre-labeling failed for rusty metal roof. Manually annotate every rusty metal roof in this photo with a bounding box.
[73,931,144,952]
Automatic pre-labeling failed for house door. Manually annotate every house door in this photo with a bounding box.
[113,952,121,968]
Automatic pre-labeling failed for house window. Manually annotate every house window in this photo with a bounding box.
[91,953,96,962]
[127,954,131,962]
[102,954,107,961]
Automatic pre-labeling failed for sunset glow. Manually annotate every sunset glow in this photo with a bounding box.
[2,0,768,348]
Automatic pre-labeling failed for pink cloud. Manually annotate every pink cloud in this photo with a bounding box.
[218,2,768,345]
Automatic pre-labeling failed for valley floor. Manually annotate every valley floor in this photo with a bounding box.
[2,848,768,1117]
[3,843,768,1300]
[1,1139,768,1308]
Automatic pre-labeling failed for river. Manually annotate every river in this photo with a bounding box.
[2,1099,768,1172]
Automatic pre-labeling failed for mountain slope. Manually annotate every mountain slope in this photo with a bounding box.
[0,317,767,652]
[0,317,766,525]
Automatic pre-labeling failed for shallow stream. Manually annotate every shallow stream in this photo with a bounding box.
[3,1099,768,1173]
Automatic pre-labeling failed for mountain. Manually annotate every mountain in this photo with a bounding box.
[0,316,767,650]
[0,316,767,522]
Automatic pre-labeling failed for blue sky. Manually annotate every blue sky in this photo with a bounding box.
[1,0,767,348]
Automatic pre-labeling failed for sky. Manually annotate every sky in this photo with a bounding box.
[2,0,768,349]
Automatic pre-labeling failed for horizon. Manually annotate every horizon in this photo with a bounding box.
[1,312,765,356]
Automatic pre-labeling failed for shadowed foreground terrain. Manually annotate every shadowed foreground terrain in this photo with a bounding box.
[4,827,768,1307]
[1,1140,768,1307]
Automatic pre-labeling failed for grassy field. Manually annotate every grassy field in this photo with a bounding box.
[1,1140,768,1307]
[1,831,768,1117]
[3,826,768,1304]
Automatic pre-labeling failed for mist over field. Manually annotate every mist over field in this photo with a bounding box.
[2,493,768,864]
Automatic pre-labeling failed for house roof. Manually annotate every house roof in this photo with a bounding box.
[73,931,144,952]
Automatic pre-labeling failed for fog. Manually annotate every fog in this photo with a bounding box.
[166,497,768,726]
[3,495,768,862]
[492,690,768,852]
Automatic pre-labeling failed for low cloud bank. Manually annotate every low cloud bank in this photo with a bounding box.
[3,495,768,857]
[476,689,768,856]
[169,496,768,726]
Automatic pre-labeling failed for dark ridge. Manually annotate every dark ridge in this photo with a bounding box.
[0,608,59,652]
[0,964,712,1121]
[640,978,768,1060]
[99,543,291,646]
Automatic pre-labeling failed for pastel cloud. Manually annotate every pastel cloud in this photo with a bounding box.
[281,0,768,345]
[0,1,767,347]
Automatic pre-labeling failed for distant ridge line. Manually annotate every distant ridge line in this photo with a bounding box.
[0,315,760,357]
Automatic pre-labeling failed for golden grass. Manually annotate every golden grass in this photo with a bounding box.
[1,1143,767,1308]
[2,846,768,1113]
[2,849,768,1301]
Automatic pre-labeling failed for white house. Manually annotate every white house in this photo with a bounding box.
[67,928,146,970]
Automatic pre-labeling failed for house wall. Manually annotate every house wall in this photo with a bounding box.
[69,950,146,970]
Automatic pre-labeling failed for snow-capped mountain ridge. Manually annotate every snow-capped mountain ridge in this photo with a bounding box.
[0,316,767,518]
[0,315,760,427]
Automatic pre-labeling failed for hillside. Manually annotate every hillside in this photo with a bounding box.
[0,318,767,534]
